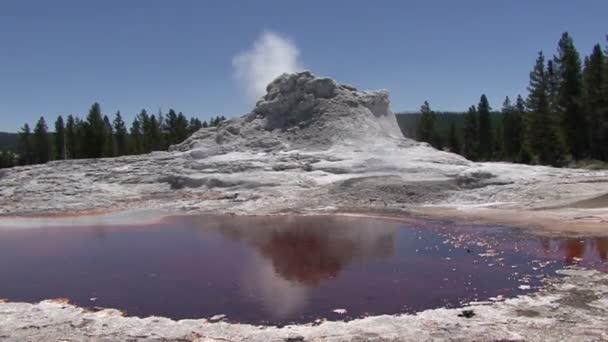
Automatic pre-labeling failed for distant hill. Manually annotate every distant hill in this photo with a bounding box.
[0,132,19,152]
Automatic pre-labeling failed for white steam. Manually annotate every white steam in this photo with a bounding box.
[232,31,303,101]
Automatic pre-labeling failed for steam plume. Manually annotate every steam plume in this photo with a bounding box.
[232,31,303,101]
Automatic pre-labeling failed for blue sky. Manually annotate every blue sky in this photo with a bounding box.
[0,1,606,132]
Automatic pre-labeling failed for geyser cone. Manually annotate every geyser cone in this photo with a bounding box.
[172,71,410,154]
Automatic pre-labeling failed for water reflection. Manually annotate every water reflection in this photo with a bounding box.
[0,215,606,324]
[195,215,399,318]
[213,216,397,284]
[537,236,608,264]
[591,238,608,261]
[241,255,309,318]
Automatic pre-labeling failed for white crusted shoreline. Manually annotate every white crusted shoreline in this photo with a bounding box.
[1,268,607,341]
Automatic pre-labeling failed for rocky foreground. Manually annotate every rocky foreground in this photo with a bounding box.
[1,269,607,341]
[1,72,608,341]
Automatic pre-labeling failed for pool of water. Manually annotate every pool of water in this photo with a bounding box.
[0,215,606,325]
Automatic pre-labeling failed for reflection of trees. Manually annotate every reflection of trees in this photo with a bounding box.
[595,238,608,261]
[562,239,585,264]
[558,237,608,264]
[211,215,397,286]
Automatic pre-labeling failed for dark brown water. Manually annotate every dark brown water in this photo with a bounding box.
[0,215,606,325]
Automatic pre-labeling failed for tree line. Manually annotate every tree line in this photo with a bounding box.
[0,150,16,169]
[4,103,226,168]
[411,32,608,166]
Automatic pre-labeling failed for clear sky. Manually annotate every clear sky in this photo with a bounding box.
[0,0,607,132]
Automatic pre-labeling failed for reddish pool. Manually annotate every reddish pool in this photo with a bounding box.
[0,215,605,325]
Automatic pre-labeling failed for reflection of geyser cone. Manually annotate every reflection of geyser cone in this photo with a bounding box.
[259,229,346,285]
[217,215,397,285]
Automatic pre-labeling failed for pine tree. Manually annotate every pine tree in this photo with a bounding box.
[175,112,189,144]
[526,51,564,165]
[415,101,437,146]
[32,116,51,164]
[113,111,128,156]
[514,95,526,160]
[54,116,66,160]
[581,44,606,160]
[501,96,525,161]
[546,60,560,113]
[149,114,163,151]
[463,106,478,160]
[210,115,225,127]
[493,119,504,159]
[130,117,143,154]
[502,96,516,160]
[554,32,586,159]
[526,52,548,160]
[137,110,151,152]
[65,115,76,159]
[202,120,209,128]
[84,102,105,158]
[165,109,178,145]
[477,95,493,160]
[156,110,166,149]
[74,117,87,159]
[189,118,203,136]
[103,115,115,157]
[0,151,16,169]
[448,121,461,154]
[18,123,32,165]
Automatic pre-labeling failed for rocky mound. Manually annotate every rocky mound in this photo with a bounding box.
[171,71,410,155]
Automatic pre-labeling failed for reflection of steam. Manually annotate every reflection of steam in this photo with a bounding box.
[241,254,309,319]
[212,215,398,318]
